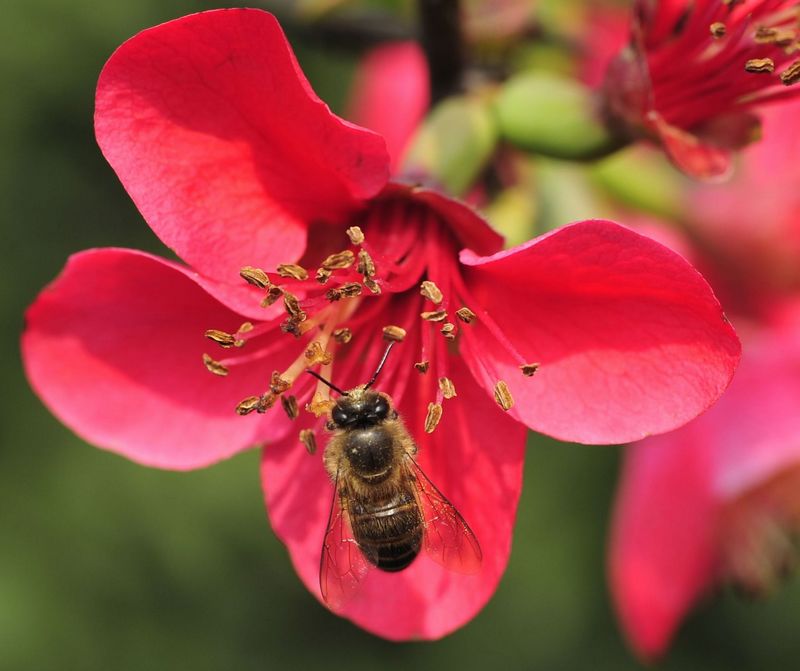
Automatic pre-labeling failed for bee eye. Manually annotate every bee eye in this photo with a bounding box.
[332,406,349,426]
[373,396,389,419]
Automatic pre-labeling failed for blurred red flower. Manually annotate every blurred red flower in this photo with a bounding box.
[22,9,739,640]
[603,0,800,179]
[346,40,429,171]
[610,99,800,658]
[690,99,800,304]
[610,302,800,658]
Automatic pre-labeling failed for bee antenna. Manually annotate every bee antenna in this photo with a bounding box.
[364,341,395,390]
[306,369,348,396]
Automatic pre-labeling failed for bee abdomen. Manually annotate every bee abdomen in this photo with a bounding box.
[350,493,423,572]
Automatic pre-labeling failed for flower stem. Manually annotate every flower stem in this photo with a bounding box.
[417,0,464,103]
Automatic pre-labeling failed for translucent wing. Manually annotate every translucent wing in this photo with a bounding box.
[406,456,482,574]
[319,471,371,609]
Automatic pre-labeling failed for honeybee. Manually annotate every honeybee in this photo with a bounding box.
[307,343,482,608]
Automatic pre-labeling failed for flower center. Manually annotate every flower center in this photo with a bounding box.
[200,196,535,450]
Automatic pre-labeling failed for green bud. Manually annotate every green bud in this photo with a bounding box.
[494,73,623,160]
[591,146,686,220]
[403,95,497,197]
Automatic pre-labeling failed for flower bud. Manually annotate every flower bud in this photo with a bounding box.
[403,95,497,196]
[495,73,621,160]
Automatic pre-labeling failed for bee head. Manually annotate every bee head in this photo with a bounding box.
[331,390,391,429]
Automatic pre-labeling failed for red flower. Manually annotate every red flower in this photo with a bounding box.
[609,302,800,659]
[346,41,429,171]
[22,9,740,639]
[604,0,800,179]
[690,99,800,303]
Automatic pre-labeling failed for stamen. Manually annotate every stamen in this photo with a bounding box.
[202,353,229,376]
[346,226,365,245]
[520,363,541,377]
[299,429,317,454]
[414,361,430,373]
[270,371,291,395]
[710,22,726,39]
[305,341,333,366]
[283,292,306,322]
[279,308,342,396]
[277,263,309,280]
[239,266,271,289]
[424,402,443,433]
[281,395,299,420]
[754,26,796,46]
[780,59,800,84]
[363,278,381,294]
[326,283,363,302]
[421,310,448,322]
[494,381,514,411]
[306,391,335,417]
[316,268,332,284]
[235,396,261,415]
[420,280,444,304]
[455,307,477,323]
[333,328,352,344]
[357,250,376,278]
[322,250,355,270]
[382,325,407,342]
[341,282,363,297]
[236,394,275,415]
[439,377,457,399]
[205,329,237,348]
[261,286,284,307]
[440,323,457,341]
[745,58,776,73]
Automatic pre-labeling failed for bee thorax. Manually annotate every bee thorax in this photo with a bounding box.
[344,427,394,480]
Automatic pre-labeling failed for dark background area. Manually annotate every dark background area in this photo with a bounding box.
[2,1,799,669]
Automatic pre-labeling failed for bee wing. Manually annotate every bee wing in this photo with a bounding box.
[319,472,371,609]
[406,456,482,575]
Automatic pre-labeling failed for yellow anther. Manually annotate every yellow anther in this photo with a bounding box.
[239,266,271,289]
[346,226,365,245]
[494,381,514,411]
[277,263,309,281]
[205,329,237,348]
[299,429,318,454]
[420,280,443,304]
[382,325,407,342]
[202,353,229,376]
[424,402,443,433]
[439,377,457,399]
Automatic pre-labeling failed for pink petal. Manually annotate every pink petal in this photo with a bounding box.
[22,248,298,470]
[705,312,800,499]
[95,9,390,283]
[261,355,525,640]
[459,219,741,444]
[609,433,718,659]
[648,113,733,182]
[347,42,429,171]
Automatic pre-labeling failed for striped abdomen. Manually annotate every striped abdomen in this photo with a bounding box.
[349,488,423,572]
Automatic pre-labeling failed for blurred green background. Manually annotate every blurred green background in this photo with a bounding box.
[3,1,800,669]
